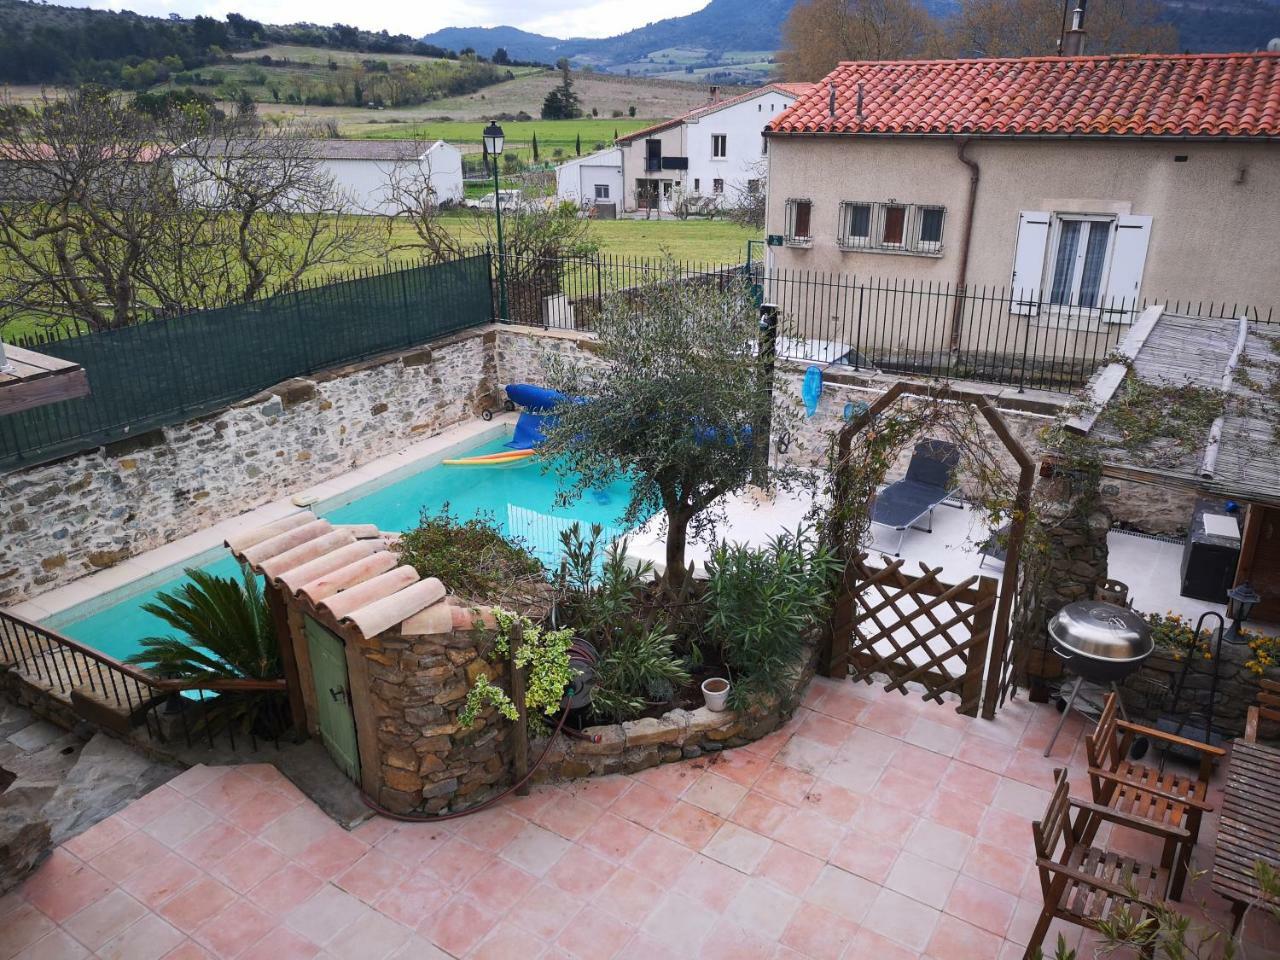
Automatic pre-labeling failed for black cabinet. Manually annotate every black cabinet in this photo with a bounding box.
[1179,498,1242,602]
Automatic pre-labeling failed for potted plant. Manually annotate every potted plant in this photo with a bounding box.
[701,676,731,712]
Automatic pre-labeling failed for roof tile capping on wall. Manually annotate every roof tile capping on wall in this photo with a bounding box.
[227,511,513,814]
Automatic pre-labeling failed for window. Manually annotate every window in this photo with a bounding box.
[747,179,761,195]
[713,178,724,195]
[1010,210,1152,319]
[785,199,813,244]
[712,134,727,159]
[693,178,700,192]
[838,201,945,254]
[594,184,610,200]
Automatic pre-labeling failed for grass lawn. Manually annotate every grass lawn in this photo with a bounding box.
[1,215,759,340]
[360,118,646,156]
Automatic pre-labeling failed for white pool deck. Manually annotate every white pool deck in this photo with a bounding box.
[6,415,518,625]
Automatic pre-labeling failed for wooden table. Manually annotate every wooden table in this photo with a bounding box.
[1212,739,1280,931]
[0,343,88,415]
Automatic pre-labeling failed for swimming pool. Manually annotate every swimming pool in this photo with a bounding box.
[50,435,639,661]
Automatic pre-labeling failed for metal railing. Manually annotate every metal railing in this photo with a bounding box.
[494,252,1276,392]
[0,609,290,752]
[1,252,495,471]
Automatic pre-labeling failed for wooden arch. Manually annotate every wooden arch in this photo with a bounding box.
[823,380,1037,719]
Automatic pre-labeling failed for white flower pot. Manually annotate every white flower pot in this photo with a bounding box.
[701,677,730,712]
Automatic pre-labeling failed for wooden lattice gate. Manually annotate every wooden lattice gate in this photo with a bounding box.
[825,554,999,717]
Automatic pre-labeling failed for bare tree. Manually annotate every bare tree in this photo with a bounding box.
[0,89,381,334]
[780,0,944,81]
[725,159,768,231]
[951,0,1177,57]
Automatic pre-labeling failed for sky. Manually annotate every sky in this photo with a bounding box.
[68,0,710,39]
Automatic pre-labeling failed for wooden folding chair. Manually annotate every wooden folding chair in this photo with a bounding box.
[1025,768,1174,960]
[1084,691,1223,899]
[1244,678,1280,743]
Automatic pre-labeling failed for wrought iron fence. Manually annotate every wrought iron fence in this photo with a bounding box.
[494,252,1276,392]
[1,253,494,470]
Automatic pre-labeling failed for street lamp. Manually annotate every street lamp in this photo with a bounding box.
[483,121,509,321]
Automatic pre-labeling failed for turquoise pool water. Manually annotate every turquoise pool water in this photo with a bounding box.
[55,436,638,661]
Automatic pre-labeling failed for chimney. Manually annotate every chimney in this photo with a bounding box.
[1060,0,1088,56]
[828,82,837,119]
[709,85,720,103]
[856,83,864,123]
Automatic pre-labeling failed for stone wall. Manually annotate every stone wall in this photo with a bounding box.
[0,329,499,606]
[1121,642,1266,740]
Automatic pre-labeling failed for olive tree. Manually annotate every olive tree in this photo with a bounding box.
[540,264,805,589]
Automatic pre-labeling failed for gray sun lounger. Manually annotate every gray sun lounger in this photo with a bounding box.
[871,439,962,555]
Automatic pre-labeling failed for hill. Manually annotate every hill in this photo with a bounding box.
[423,0,1280,79]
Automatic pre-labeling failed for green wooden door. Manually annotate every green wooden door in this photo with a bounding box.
[304,616,360,784]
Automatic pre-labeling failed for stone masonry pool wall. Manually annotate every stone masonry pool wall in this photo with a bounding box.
[0,329,497,606]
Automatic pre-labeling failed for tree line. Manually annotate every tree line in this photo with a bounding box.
[780,0,1179,80]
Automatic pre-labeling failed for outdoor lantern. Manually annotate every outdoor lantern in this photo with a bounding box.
[1225,582,1261,643]
[483,122,505,156]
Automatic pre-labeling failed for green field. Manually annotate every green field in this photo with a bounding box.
[361,118,646,157]
[2,214,759,340]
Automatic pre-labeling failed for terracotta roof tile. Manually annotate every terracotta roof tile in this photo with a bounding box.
[618,82,818,143]
[767,54,1280,139]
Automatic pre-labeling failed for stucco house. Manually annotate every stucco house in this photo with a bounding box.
[554,146,624,213]
[616,82,814,214]
[763,53,1280,320]
[177,139,463,215]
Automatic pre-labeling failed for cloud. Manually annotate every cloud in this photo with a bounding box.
[69,0,708,39]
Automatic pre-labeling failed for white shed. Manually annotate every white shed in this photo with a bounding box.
[176,139,463,215]
[554,147,623,211]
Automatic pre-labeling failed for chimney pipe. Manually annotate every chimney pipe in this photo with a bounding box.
[828,82,837,119]
[856,83,864,123]
[1061,0,1087,56]
[709,84,720,103]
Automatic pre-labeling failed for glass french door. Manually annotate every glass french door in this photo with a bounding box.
[1048,216,1112,308]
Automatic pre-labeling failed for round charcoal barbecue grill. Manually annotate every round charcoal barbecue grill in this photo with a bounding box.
[1041,600,1155,758]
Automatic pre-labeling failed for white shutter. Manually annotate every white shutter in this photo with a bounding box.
[1103,215,1152,319]
[1010,211,1051,316]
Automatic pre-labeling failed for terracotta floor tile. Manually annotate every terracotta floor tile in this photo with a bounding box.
[235,926,319,960]
[223,788,299,836]
[561,773,632,808]
[118,786,185,828]
[838,726,902,768]
[462,859,537,913]
[926,912,1006,960]
[544,844,619,898]
[245,864,325,916]
[284,884,369,947]
[334,849,406,905]
[861,886,940,953]
[828,830,900,885]
[23,856,114,924]
[629,760,698,796]
[701,822,772,875]
[156,877,237,934]
[800,781,861,824]
[739,725,792,760]
[945,875,1019,937]
[95,913,185,960]
[859,700,918,738]
[753,842,824,895]
[371,869,451,928]
[963,840,1032,896]
[656,801,723,851]
[11,928,90,960]
[891,742,954,787]
[673,853,746,914]
[608,781,674,830]
[697,918,776,960]
[89,831,170,883]
[625,831,695,881]
[871,768,936,816]
[165,765,226,798]
[794,711,855,749]
[371,822,449,867]
[578,813,650,863]
[452,809,526,853]
[850,796,919,842]
[772,807,838,860]
[701,745,770,787]
[208,839,289,894]
[61,885,147,957]
[773,735,836,776]
[924,788,989,837]
[509,882,580,941]
[753,764,815,807]
[190,771,261,818]
[470,921,546,960]
[724,876,799,941]
[640,890,718,951]
[323,908,411,960]
[848,926,925,960]
[555,907,634,960]
[0,903,57,959]
[779,902,858,960]
[591,867,664,925]
[348,816,396,847]
[821,755,887,794]
[905,819,972,870]
[529,794,604,841]
[885,850,957,909]
[803,864,878,926]
[501,822,571,876]
[992,778,1052,820]
[294,830,368,880]
[682,772,749,819]
[62,815,135,863]
[955,734,1015,774]
[141,800,216,850]
[257,807,337,860]
[416,896,497,957]
[174,822,250,867]
[119,852,201,908]
[904,715,964,756]
[192,899,277,959]
[941,757,1003,803]
[728,791,789,837]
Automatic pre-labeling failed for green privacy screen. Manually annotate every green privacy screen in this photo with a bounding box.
[0,253,493,471]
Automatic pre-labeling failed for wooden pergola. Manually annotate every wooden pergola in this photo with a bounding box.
[0,343,88,416]
[824,380,1037,719]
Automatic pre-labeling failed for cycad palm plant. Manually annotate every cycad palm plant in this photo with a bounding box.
[126,566,280,681]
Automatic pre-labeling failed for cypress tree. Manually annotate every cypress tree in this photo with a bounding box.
[532,131,539,163]
[575,132,581,156]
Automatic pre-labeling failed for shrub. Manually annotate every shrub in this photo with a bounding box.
[590,627,690,723]
[705,526,838,709]
[395,505,543,601]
